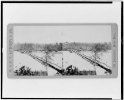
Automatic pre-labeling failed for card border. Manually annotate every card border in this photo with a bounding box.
[7,23,118,79]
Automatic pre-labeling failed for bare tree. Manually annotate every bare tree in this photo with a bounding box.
[43,45,54,73]
[91,43,103,74]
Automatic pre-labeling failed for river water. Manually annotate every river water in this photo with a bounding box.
[14,50,111,76]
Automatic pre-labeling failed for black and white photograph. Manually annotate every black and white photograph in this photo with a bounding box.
[12,24,113,76]
[2,1,121,99]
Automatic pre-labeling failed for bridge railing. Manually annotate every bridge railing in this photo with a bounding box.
[69,49,112,74]
[18,50,63,74]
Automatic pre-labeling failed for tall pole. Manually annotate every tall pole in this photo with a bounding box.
[62,54,63,69]
[61,32,63,69]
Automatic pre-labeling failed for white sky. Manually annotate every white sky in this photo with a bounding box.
[14,25,111,44]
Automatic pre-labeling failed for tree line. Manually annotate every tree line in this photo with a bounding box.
[14,42,111,52]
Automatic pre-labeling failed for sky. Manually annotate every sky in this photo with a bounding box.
[14,25,111,44]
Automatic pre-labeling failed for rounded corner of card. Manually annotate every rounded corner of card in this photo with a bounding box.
[111,23,118,29]
[7,23,14,28]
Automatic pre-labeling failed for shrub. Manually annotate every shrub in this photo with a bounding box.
[14,66,48,76]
